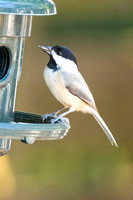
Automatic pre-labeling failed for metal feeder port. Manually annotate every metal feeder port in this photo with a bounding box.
[0,0,70,157]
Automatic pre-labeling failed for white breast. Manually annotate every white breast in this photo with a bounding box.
[43,66,89,112]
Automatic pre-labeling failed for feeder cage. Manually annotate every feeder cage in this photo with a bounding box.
[0,0,70,157]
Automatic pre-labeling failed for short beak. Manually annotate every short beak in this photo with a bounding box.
[38,45,52,55]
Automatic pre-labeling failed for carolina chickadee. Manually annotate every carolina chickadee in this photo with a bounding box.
[39,45,118,147]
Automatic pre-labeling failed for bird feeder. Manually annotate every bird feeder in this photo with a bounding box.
[0,0,70,157]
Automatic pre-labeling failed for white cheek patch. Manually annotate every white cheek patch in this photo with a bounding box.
[52,50,78,73]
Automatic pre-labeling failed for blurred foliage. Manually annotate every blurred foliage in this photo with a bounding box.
[1,0,133,200]
[0,156,16,199]
[40,0,133,35]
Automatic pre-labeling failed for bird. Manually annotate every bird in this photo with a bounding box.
[39,45,118,147]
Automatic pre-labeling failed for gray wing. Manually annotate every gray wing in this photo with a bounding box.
[62,70,97,111]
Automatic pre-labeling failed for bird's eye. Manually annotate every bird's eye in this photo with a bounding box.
[53,46,62,56]
[57,49,62,56]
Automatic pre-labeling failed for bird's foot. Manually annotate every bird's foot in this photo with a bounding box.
[43,112,57,119]
[51,117,70,124]
[42,112,57,123]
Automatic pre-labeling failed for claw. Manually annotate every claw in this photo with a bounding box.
[51,117,70,124]
[42,112,57,121]
[59,117,70,124]
[51,118,57,124]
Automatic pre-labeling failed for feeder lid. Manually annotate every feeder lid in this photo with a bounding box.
[0,0,56,16]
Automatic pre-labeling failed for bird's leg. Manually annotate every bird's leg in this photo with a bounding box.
[51,108,75,123]
[42,107,66,121]
[55,107,66,115]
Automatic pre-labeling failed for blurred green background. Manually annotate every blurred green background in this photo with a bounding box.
[1,0,133,199]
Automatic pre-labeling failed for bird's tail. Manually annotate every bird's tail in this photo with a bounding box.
[92,109,118,147]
